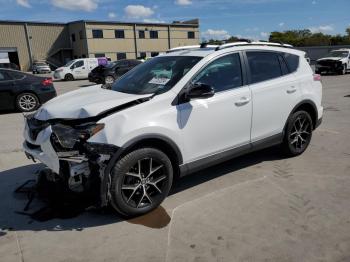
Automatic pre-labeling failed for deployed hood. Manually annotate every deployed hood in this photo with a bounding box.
[35,85,151,121]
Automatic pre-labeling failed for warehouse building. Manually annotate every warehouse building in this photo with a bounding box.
[0,19,200,71]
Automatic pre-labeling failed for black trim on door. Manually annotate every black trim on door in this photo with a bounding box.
[179,132,283,177]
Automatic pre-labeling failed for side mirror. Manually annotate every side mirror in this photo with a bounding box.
[186,83,215,100]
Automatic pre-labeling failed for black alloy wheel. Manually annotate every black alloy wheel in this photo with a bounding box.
[110,148,173,217]
[283,111,313,156]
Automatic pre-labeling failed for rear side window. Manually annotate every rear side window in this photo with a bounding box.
[7,71,24,80]
[247,52,282,84]
[0,71,10,81]
[193,53,243,93]
[283,53,299,73]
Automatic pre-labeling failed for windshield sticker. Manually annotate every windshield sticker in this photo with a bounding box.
[148,77,171,85]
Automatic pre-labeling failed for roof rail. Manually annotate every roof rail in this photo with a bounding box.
[215,41,293,51]
[167,44,219,53]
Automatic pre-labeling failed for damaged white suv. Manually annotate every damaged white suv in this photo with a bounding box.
[23,42,323,217]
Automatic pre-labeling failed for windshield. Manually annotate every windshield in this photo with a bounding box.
[328,51,349,58]
[111,56,202,95]
[64,60,75,67]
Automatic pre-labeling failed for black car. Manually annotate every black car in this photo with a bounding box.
[88,59,142,84]
[0,69,57,112]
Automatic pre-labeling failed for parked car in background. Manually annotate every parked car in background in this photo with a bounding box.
[316,49,350,75]
[23,42,323,217]
[0,69,56,112]
[33,61,51,74]
[0,62,20,70]
[88,59,142,84]
[54,57,108,81]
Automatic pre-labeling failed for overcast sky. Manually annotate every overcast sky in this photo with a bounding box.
[0,0,349,40]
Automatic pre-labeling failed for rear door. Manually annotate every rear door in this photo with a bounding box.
[246,51,300,142]
[0,70,15,110]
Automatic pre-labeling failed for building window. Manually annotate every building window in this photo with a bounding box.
[71,33,76,42]
[92,29,103,39]
[115,30,125,39]
[79,30,84,40]
[150,31,158,39]
[139,30,145,39]
[188,31,195,39]
[117,53,127,60]
[95,53,105,58]
[151,52,159,57]
[139,52,147,59]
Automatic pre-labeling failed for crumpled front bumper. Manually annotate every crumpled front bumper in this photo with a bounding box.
[23,121,60,173]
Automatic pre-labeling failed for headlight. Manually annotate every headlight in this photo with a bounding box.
[52,123,105,149]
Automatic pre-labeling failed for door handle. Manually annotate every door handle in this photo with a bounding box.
[235,97,250,106]
[287,86,297,94]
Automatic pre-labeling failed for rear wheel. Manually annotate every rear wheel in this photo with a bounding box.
[104,75,115,85]
[282,111,313,156]
[64,74,74,81]
[16,93,39,112]
[110,148,173,217]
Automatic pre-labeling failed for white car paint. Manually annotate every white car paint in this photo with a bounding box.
[53,58,100,80]
[24,43,323,188]
[316,49,350,71]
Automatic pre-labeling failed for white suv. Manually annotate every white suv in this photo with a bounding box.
[23,42,323,217]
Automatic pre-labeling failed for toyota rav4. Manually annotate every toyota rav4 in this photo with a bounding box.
[23,42,323,217]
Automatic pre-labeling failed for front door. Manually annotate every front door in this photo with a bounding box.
[71,60,87,79]
[178,53,252,163]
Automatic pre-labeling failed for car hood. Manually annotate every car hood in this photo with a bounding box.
[317,57,343,62]
[35,85,151,121]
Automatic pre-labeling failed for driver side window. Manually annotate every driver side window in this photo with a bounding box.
[71,60,84,69]
[192,53,243,93]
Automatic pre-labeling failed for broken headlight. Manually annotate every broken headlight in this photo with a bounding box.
[52,123,105,149]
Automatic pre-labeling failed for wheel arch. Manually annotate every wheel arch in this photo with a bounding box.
[105,134,183,181]
[289,100,318,129]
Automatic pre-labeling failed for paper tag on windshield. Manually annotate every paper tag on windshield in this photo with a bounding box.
[148,77,170,85]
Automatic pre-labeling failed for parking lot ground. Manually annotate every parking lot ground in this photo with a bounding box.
[0,75,350,262]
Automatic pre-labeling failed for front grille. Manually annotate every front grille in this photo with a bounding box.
[317,60,341,67]
[27,117,49,140]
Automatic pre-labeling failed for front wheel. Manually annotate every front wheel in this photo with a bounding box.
[339,64,347,75]
[64,74,74,81]
[104,75,115,85]
[110,148,173,217]
[282,111,313,157]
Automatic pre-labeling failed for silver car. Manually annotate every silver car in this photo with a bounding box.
[33,62,51,74]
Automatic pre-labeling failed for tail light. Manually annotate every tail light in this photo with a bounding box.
[42,78,53,86]
[313,74,321,82]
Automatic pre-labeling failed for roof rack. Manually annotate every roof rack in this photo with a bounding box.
[215,41,293,51]
[167,44,219,53]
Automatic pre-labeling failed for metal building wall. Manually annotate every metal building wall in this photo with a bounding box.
[0,23,30,70]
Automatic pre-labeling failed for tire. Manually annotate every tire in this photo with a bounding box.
[339,64,347,75]
[104,75,115,85]
[110,148,173,217]
[64,74,74,81]
[16,92,39,112]
[282,111,313,157]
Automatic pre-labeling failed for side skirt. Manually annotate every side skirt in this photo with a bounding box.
[179,133,283,177]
